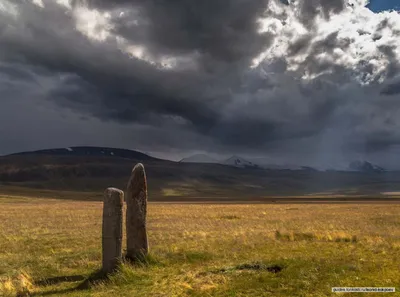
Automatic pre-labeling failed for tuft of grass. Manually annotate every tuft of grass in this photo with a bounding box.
[124,253,163,268]
[0,272,35,297]
[0,278,17,297]
[275,230,358,242]
[220,215,241,220]
[215,262,284,274]
[275,230,316,241]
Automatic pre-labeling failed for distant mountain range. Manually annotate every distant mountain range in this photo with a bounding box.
[180,154,386,172]
[180,154,319,170]
[9,147,386,172]
[180,154,326,170]
[180,154,260,169]
[0,146,395,199]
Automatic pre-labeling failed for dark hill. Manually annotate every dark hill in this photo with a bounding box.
[10,146,157,160]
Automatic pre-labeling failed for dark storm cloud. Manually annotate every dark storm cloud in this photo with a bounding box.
[295,0,346,27]
[1,0,400,167]
[377,44,400,95]
[79,0,273,65]
[288,34,313,56]
[0,63,37,82]
[0,1,224,134]
[378,45,400,80]
[0,0,277,150]
[381,80,400,95]
[49,70,220,132]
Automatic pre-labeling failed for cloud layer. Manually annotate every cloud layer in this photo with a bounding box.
[0,0,400,168]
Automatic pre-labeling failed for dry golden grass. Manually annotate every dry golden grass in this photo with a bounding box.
[1,194,400,296]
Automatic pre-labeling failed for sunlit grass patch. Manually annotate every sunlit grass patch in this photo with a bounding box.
[0,272,35,297]
[161,188,184,197]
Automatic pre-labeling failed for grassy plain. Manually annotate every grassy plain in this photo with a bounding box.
[1,193,400,296]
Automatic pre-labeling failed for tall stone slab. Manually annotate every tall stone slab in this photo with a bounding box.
[102,188,124,273]
[126,163,149,261]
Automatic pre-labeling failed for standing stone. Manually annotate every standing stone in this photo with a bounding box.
[126,163,149,261]
[102,188,124,273]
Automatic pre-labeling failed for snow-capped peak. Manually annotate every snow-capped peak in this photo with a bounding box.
[348,160,385,172]
[223,155,258,168]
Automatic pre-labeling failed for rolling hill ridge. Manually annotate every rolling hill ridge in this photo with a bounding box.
[0,146,397,200]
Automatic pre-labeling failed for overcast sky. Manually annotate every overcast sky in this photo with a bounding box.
[0,0,400,169]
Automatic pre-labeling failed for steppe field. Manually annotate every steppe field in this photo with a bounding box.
[1,192,400,297]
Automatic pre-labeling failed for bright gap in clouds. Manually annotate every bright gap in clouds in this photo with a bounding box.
[0,0,19,18]
[368,0,400,12]
[56,0,72,9]
[31,0,44,8]
[73,6,113,42]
